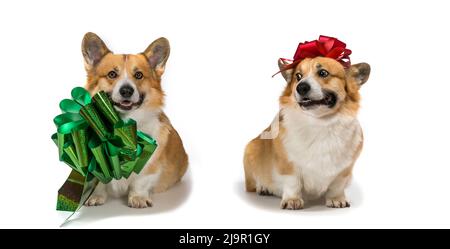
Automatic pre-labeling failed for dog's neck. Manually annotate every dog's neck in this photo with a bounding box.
[282,106,356,127]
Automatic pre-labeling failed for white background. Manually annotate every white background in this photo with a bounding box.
[1,0,449,228]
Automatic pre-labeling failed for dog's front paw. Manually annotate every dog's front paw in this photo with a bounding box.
[280,198,304,210]
[128,195,153,208]
[326,197,350,208]
[85,195,107,206]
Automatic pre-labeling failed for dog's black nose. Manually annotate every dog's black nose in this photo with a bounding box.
[296,82,311,96]
[119,85,134,98]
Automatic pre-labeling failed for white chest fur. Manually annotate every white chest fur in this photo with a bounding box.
[280,108,362,197]
[121,108,161,139]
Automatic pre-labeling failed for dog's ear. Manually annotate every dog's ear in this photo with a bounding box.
[347,63,371,88]
[82,32,111,70]
[278,58,294,83]
[143,37,170,77]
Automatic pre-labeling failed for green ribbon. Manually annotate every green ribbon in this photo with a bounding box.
[52,87,157,216]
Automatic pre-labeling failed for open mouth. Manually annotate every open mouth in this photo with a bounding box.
[298,91,337,109]
[108,94,145,111]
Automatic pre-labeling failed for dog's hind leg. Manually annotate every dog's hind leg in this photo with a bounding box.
[244,169,256,192]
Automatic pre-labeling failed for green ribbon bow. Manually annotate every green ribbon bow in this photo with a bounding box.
[52,87,157,214]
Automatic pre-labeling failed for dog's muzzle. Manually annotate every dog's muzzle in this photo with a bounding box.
[107,92,145,111]
[298,91,337,108]
[296,83,337,109]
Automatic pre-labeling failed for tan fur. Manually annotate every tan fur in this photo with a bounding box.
[244,121,295,193]
[244,57,370,209]
[147,112,188,193]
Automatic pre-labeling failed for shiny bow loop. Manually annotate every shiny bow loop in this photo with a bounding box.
[52,87,92,176]
[274,35,352,77]
[52,87,157,184]
[86,121,157,183]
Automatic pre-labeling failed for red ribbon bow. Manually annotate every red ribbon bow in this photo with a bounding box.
[275,36,352,77]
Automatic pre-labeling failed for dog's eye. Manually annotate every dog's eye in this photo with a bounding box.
[296,73,302,81]
[107,71,118,79]
[318,69,329,78]
[134,71,143,80]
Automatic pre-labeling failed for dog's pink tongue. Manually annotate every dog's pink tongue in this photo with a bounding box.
[121,100,133,107]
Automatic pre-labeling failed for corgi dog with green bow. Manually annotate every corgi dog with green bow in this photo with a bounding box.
[81,32,188,208]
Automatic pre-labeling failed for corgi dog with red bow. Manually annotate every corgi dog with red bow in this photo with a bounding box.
[81,32,188,208]
[244,37,370,209]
